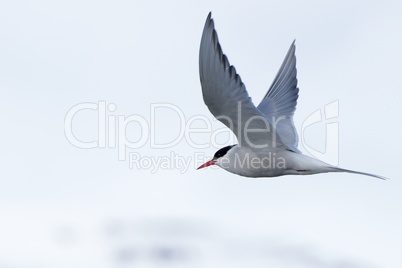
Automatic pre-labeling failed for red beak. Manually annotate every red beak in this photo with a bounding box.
[197,160,217,170]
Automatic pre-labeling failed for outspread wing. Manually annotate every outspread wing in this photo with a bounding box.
[257,41,300,152]
[199,13,282,148]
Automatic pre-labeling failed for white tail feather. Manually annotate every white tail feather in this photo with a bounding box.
[329,167,388,180]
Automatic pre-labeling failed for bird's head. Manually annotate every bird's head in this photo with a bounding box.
[197,145,236,170]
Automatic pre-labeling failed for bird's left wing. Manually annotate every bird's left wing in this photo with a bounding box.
[199,12,283,149]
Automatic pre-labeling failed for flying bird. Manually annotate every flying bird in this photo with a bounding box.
[197,12,386,180]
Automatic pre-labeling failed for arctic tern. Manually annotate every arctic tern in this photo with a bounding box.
[197,12,386,180]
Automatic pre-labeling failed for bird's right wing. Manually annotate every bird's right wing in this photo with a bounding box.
[257,41,300,152]
[199,13,283,149]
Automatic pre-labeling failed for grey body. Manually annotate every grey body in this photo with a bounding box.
[216,146,332,178]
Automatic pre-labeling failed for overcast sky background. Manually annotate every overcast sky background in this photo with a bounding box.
[1,0,402,267]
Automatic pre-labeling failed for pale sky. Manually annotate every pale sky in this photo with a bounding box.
[1,0,401,267]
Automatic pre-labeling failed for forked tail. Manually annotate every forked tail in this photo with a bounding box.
[329,167,388,180]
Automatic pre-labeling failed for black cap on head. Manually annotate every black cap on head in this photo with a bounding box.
[213,145,235,159]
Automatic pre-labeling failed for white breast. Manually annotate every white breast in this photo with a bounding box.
[215,146,289,177]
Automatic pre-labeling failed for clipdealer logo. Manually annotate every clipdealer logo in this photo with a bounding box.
[64,101,236,160]
[64,100,339,172]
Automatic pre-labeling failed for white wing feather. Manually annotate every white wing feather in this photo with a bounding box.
[257,41,300,152]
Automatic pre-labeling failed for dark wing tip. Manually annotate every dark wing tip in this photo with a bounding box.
[205,12,213,27]
[289,40,296,54]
